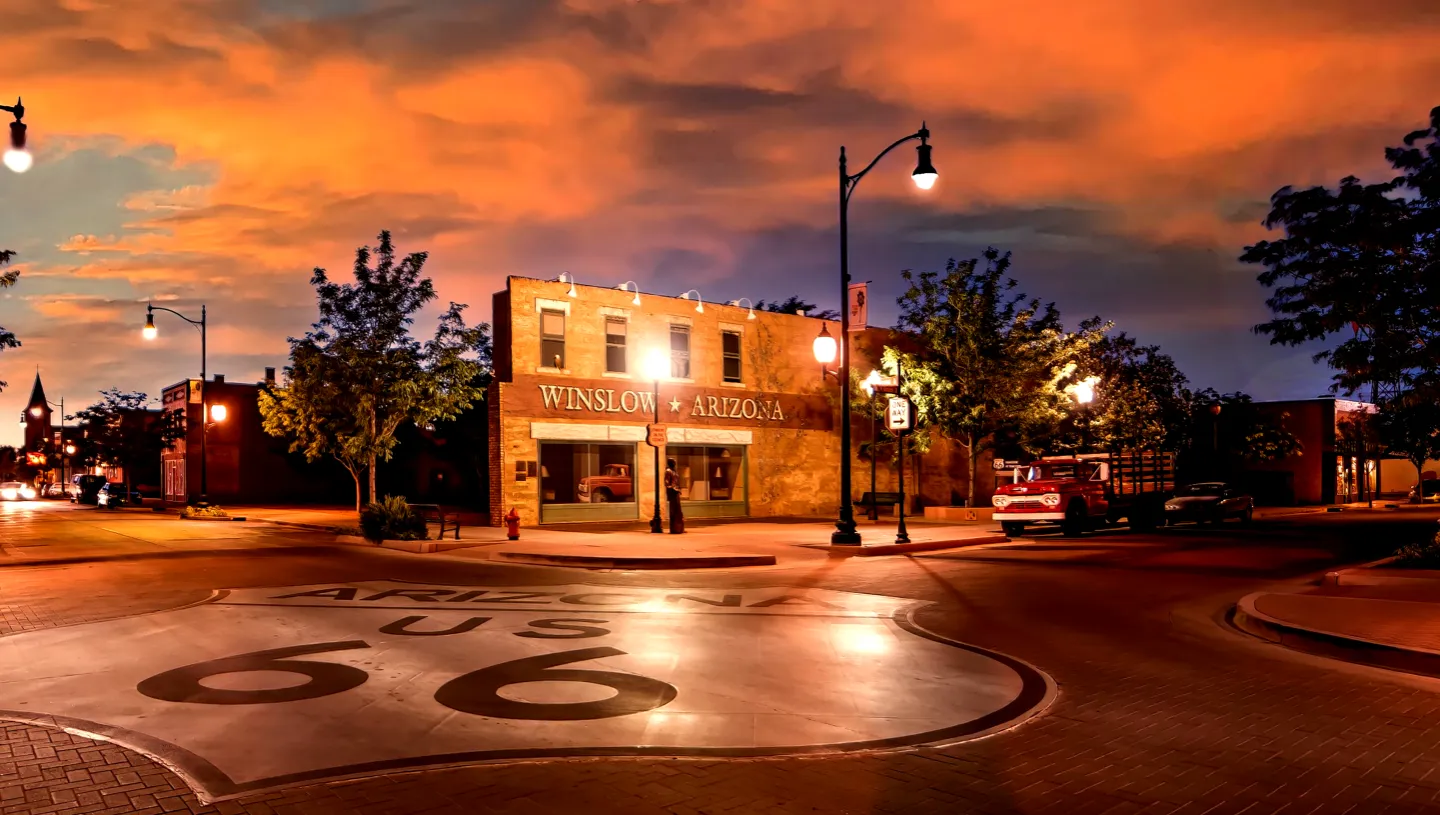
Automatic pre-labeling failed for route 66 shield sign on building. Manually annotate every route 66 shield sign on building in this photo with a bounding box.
[0,581,1053,802]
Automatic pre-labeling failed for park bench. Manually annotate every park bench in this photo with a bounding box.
[857,492,905,515]
[410,503,461,541]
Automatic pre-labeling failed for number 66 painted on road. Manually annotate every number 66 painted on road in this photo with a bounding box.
[136,641,678,721]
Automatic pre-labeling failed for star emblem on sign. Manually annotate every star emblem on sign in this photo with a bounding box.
[668,397,682,413]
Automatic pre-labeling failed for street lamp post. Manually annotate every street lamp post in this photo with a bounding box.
[2,97,30,173]
[143,302,209,504]
[642,349,669,535]
[827,123,937,545]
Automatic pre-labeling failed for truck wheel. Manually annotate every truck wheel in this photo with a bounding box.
[1001,521,1026,537]
[589,489,612,504]
[1060,502,1086,537]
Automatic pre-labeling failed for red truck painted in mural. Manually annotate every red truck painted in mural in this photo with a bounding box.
[991,452,1174,537]
[577,464,633,503]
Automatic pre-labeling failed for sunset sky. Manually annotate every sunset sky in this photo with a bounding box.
[2,0,1438,445]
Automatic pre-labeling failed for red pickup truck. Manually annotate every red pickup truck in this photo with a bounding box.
[991,452,1174,537]
[577,464,634,503]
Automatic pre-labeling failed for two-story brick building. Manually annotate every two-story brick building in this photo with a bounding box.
[489,277,846,526]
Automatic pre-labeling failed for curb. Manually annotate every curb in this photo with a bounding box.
[490,551,778,570]
[252,518,348,533]
[1320,555,1402,586]
[830,534,1009,557]
[0,546,343,570]
[1233,592,1440,679]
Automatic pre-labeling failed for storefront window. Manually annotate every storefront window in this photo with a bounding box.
[669,445,745,504]
[722,330,742,383]
[541,310,566,369]
[670,324,691,378]
[605,317,627,373]
[540,442,636,506]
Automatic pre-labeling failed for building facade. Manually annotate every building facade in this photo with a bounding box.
[489,277,849,526]
[18,372,86,487]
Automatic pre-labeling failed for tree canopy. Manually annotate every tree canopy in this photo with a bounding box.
[259,230,491,511]
[0,250,18,393]
[70,389,184,489]
[888,248,1104,506]
[755,296,840,321]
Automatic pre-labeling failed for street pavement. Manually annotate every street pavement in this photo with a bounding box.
[4,501,1440,813]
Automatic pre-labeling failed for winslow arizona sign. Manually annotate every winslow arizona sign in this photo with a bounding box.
[504,375,835,430]
[0,581,1052,802]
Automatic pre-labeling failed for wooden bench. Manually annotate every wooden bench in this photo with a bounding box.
[857,492,904,512]
[410,503,461,541]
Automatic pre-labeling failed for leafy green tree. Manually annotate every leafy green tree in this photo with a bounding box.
[0,250,18,393]
[1188,390,1303,464]
[891,248,1104,507]
[1243,106,1440,396]
[260,231,491,510]
[1376,390,1440,491]
[755,296,840,321]
[1063,324,1193,453]
[70,389,184,493]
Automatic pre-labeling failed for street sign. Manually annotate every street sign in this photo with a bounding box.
[647,424,667,447]
[886,396,913,432]
[0,580,1050,800]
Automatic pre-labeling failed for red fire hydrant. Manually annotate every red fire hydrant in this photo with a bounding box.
[505,507,521,540]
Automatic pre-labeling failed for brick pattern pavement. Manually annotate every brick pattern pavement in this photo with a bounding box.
[5,526,1440,813]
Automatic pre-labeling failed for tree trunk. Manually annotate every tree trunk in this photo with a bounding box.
[967,433,979,508]
[367,406,378,505]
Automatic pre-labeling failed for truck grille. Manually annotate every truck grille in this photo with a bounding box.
[1005,500,1044,510]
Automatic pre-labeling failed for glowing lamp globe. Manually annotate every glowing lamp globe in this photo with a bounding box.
[813,324,838,365]
[4,149,31,173]
[912,143,937,190]
[29,406,42,418]
[209,404,228,423]
[641,348,669,382]
[143,313,157,340]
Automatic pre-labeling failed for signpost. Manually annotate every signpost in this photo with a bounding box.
[647,424,666,448]
[885,395,913,543]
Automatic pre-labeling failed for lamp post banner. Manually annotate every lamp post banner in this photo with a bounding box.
[848,283,868,332]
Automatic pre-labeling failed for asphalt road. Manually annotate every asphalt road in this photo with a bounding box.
[2,501,1440,814]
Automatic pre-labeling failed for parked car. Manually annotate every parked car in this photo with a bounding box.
[0,481,37,501]
[41,483,68,499]
[96,482,129,509]
[1164,482,1254,525]
[1408,478,1440,504]
[577,463,634,503]
[71,474,106,505]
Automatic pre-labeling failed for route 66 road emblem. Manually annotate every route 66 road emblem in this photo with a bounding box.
[0,582,1054,801]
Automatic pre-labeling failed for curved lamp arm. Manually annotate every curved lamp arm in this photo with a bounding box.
[843,123,930,203]
[148,303,204,330]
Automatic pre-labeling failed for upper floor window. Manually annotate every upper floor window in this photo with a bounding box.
[722,330,742,383]
[605,317,627,373]
[541,309,566,369]
[670,324,691,379]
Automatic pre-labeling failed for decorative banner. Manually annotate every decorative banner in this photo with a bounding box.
[505,376,834,431]
[0,581,1052,801]
[188,380,202,404]
[848,282,868,332]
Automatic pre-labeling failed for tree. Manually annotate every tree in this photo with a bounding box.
[1243,106,1440,397]
[755,296,840,321]
[1187,389,1303,465]
[259,231,491,511]
[1064,323,1192,453]
[0,250,18,393]
[70,389,184,492]
[1377,390,1440,490]
[891,248,1104,507]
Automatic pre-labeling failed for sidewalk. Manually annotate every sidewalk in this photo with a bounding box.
[1235,559,1440,676]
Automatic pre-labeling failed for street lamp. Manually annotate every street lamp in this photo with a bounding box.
[642,348,669,534]
[1071,376,1099,452]
[143,301,210,504]
[2,97,30,174]
[830,122,937,544]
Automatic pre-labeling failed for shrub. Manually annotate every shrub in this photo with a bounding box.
[359,496,428,543]
[1392,533,1440,569]
[180,505,229,519]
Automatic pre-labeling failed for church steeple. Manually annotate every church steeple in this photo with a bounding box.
[26,370,47,414]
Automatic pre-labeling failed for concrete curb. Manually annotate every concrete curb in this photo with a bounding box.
[1233,591,1440,679]
[829,534,1009,557]
[0,546,343,570]
[490,551,778,570]
[1320,555,1402,586]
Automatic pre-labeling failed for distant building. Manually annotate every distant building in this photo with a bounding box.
[18,371,84,485]
[1241,397,1377,505]
[159,370,350,505]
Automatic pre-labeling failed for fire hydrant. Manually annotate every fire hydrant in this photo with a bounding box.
[505,507,521,540]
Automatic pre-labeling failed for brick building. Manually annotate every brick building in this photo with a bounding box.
[487,276,988,526]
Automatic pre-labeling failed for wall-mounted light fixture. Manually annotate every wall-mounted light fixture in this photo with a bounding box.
[728,298,757,320]
[679,289,704,314]
[617,281,642,306]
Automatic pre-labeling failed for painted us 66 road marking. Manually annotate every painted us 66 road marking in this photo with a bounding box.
[0,582,1055,802]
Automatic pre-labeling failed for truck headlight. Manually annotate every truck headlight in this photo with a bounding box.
[992,495,1009,508]
[1040,493,1061,507]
